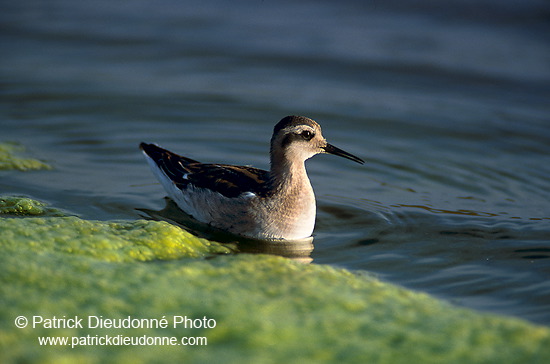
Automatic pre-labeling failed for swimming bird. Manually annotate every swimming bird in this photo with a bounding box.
[140,115,363,240]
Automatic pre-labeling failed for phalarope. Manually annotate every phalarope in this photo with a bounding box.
[140,115,363,240]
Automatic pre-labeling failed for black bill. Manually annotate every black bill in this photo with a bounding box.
[323,143,364,164]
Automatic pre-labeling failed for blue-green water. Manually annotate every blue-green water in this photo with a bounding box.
[2,0,549,325]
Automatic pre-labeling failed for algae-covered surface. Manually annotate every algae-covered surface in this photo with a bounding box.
[0,142,52,171]
[0,196,65,216]
[1,199,549,363]
[0,216,231,262]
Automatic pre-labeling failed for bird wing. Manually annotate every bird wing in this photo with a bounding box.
[140,142,270,198]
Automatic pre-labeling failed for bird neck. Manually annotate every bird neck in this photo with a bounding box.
[269,154,311,194]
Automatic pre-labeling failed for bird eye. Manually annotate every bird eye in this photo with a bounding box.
[301,130,314,140]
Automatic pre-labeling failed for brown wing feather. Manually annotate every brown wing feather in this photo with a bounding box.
[140,142,270,198]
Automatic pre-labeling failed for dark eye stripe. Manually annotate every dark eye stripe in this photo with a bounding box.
[281,134,293,148]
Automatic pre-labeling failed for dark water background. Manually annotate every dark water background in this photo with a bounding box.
[2,0,549,325]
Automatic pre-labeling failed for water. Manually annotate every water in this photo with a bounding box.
[2,0,549,324]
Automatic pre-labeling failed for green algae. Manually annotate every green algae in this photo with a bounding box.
[0,196,65,216]
[1,207,549,363]
[0,142,52,171]
[0,216,231,262]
